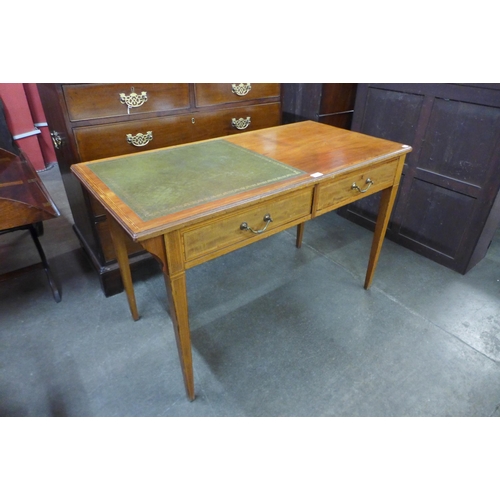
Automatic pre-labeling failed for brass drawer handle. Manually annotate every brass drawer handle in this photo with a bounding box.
[119,88,148,114]
[126,131,153,147]
[232,117,251,130]
[240,214,273,234]
[351,178,373,193]
[231,83,252,96]
[50,131,63,150]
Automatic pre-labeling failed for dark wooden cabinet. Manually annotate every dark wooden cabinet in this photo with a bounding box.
[338,83,500,274]
[282,84,357,129]
[37,83,282,296]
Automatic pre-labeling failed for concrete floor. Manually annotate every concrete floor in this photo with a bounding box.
[1,165,499,417]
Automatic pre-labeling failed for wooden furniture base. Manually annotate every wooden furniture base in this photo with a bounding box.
[71,121,411,400]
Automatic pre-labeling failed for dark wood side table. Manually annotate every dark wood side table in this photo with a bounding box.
[0,147,61,301]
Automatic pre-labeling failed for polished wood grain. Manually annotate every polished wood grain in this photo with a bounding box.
[0,149,59,230]
[183,186,314,264]
[63,83,190,121]
[194,83,280,107]
[74,103,281,163]
[71,121,411,400]
[186,103,281,140]
[315,157,399,215]
[74,114,197,162]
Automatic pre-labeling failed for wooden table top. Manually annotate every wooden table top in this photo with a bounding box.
[71,121,411,241]
[1,147,60,231]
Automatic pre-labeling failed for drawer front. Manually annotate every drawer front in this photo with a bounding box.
[183,187,313,263]
[191,103,281,139]
[74,114,197,162]
[195,83,280,107]
[316,159,398,214]
[63,83,190,121]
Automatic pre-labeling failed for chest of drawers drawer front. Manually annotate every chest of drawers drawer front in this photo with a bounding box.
[183,187,314,263]
[74,115,197,162]
[63,84,190,121]
[195,83,281,106]
[315,159,399,215]
[74,103,281,162]
[190,103,281,140]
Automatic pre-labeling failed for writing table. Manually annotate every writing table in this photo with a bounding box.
[71,121,411,400]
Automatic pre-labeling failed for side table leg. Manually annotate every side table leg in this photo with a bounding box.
[364,188,397,290]
[364,155,406,290]
[165,271,195,401]
[296,222,305,248]
[28,224,62,303]
[364,189,400,289]
[108,216,140,321]
[142,235,195,401]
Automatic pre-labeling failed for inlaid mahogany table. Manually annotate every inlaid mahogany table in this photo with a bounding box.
[71,121,412,400]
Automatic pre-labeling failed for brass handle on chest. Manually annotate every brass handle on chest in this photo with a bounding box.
[232,117,251,130]
[50,131,63,150]
[240,214,273,234]
[119,89,148,114]
[351,178,373,193]
[231,83,252,96]
[126,131,153,147]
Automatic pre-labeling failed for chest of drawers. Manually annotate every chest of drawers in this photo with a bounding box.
[37,83,282,296]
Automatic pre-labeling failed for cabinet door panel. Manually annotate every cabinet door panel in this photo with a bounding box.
[398,178,476,259]
[359,87,424,146]
[341,83,500,274]
[418,98,500,186]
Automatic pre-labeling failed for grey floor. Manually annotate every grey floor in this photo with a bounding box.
[1,165,499,417]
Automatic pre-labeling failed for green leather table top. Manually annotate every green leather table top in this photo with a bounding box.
[88,140,304,221]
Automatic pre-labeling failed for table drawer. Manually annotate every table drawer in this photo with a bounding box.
[316,158,399,214]
[183,187,313,262]
[63,83,190,121]
[74,114,197,162]
[195,83,280,107]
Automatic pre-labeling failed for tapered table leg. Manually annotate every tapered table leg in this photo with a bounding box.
[364,156,405,289]
[108,216,140,321]
[164,271,195,401]
[142,234,195,401]
[296,222,305,248]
